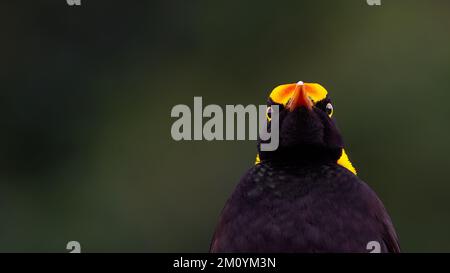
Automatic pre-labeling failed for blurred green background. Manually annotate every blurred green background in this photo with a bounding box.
[1,0,449,252]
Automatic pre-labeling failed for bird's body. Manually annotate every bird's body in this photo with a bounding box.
[210,81,400,253]
[210,160,399,252]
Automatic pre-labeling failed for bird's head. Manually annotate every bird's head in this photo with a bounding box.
[256,81,357,175]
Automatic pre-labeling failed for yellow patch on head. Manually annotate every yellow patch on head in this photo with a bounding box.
[269,82,328,106]
[337,149,357,175]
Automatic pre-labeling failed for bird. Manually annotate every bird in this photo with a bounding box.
[210,81,400,253]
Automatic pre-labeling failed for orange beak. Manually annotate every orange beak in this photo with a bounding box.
[286,82,313,111]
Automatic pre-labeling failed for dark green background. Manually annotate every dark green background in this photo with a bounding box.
[1,0,449,252]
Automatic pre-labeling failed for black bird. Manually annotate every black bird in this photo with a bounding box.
[210,82,400,253]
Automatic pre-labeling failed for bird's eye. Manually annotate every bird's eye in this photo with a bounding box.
[325,103,333,117]
[266,106,272,121]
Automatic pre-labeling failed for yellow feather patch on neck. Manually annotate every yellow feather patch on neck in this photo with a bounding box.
[337,149,357,175]
[269,82,328,105]
[255,153,261,165]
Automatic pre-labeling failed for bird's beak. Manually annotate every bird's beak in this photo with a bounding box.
[287,82,313,111]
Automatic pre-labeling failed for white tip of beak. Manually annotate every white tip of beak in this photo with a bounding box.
[296,81,304,86]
